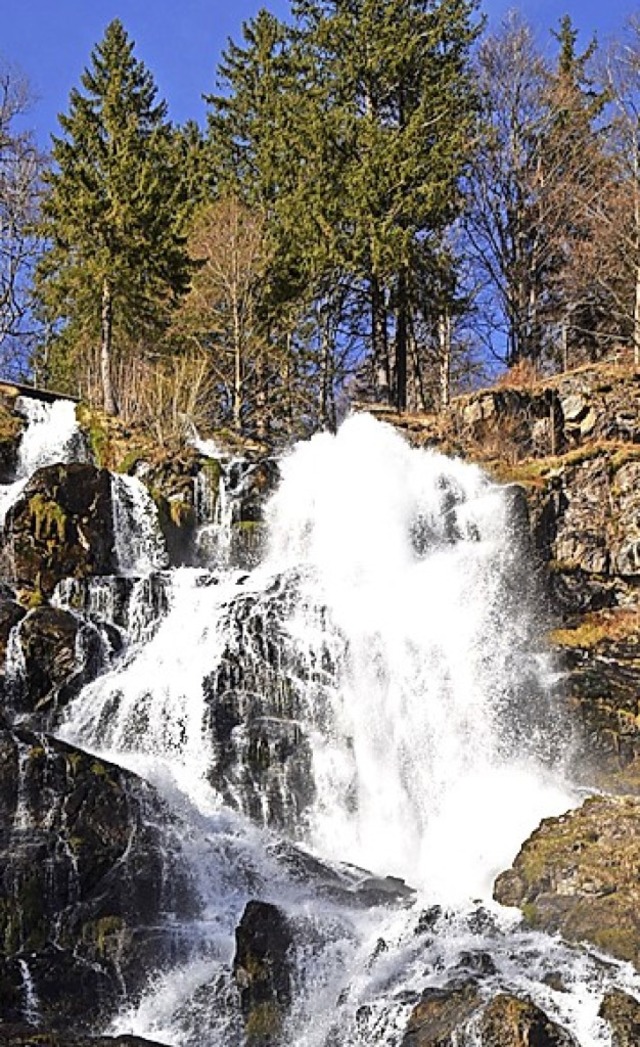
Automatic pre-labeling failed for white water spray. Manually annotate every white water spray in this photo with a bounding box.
[53,413,640,1046]
[0,397,87,523]
[111,473,169,575]
[262,414,574,898]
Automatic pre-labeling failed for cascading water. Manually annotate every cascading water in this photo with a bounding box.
[0,396,88,523]
[111,473,170,575]
[19,410,639,1044]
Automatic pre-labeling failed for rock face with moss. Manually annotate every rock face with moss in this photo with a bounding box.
[401,983,577,1046]
[5,463,116,600]
[233,900,293,1045]
[494,794,640,969]
[203,581,316,831]
[2,604,110,730]
[0,722,195,1030]
[599,989,640,1047]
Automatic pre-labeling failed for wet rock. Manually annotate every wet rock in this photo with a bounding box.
[233,900,293,1044]
[0,1026,167,1046]
[53,574,170,647]
[203,580,317,832]
[0,400,24,484]
[4,606,106,728]
[599,989,640,1046]
[402,980,481,1045]
[5,464,116,600]
[479,993,577,1046]
[352,875,416,906]
[226,458,280,526]
[0,598,25,690]
[494,795,640,969]
[559,635,640,777]
[0,723,195,1029]
[139,449,204,566]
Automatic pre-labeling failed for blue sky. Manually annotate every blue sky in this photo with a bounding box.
[2,0,635,148]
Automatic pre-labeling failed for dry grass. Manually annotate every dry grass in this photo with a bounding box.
[550,607,640,649]
[493,359,540,390]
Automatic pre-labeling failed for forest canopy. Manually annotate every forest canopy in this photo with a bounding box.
[2,3,640,443]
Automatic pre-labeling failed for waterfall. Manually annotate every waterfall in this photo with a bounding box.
[111,473,169,575]
[18,410,638,1045]
[262,414,572,897]
[0,396,88,523]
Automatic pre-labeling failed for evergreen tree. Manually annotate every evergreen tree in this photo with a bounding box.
[35,19,191,413]
[291,0,482,410]
[207,1,480,421]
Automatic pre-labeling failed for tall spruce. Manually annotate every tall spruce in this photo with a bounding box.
[35,19,191,413]
[291,0,481,410]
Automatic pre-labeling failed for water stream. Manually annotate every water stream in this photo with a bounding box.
[5,405,640,1044]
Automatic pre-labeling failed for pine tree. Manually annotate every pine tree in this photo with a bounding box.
[35,19,191,413]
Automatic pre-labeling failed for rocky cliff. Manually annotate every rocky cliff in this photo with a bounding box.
[372,362,640,786]
[0,375,638,1045]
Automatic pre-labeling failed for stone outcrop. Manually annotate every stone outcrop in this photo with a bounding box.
[5,464,116,601]
[478,994,576,1047]
[233,900,293,1045]
[402,980,481,1045]
[528,449,640,612]
[2,605,107,729]
[599,989,640,1047]
[494,794,640,969]
[556,627,640,783]
[0,723,195,1030]
[402,985,576,1046]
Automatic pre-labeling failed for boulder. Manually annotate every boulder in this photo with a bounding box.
[402,981,481,1045]
[5,464,116,600]
[233,900,293,1045]
[0,723,196,1029]
[599,989,640,1046]
[479,994,576,1046]
[494,795,640,969]
[3,606,107,728]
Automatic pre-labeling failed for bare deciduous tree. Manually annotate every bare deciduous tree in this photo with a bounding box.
[0,61,43,374]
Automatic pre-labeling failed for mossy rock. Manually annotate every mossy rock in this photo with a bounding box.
[402,981,481,1045]
[494,795,640,969]
[599,989,640,1047]
[479,993,576,1046]
[7,463,116,600]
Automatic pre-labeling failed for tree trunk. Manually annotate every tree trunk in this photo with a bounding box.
[439,310,452,411]
[100,278,118,416]
[372,275,390,402]
[395,268,408,412]
[232,298,242,435]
